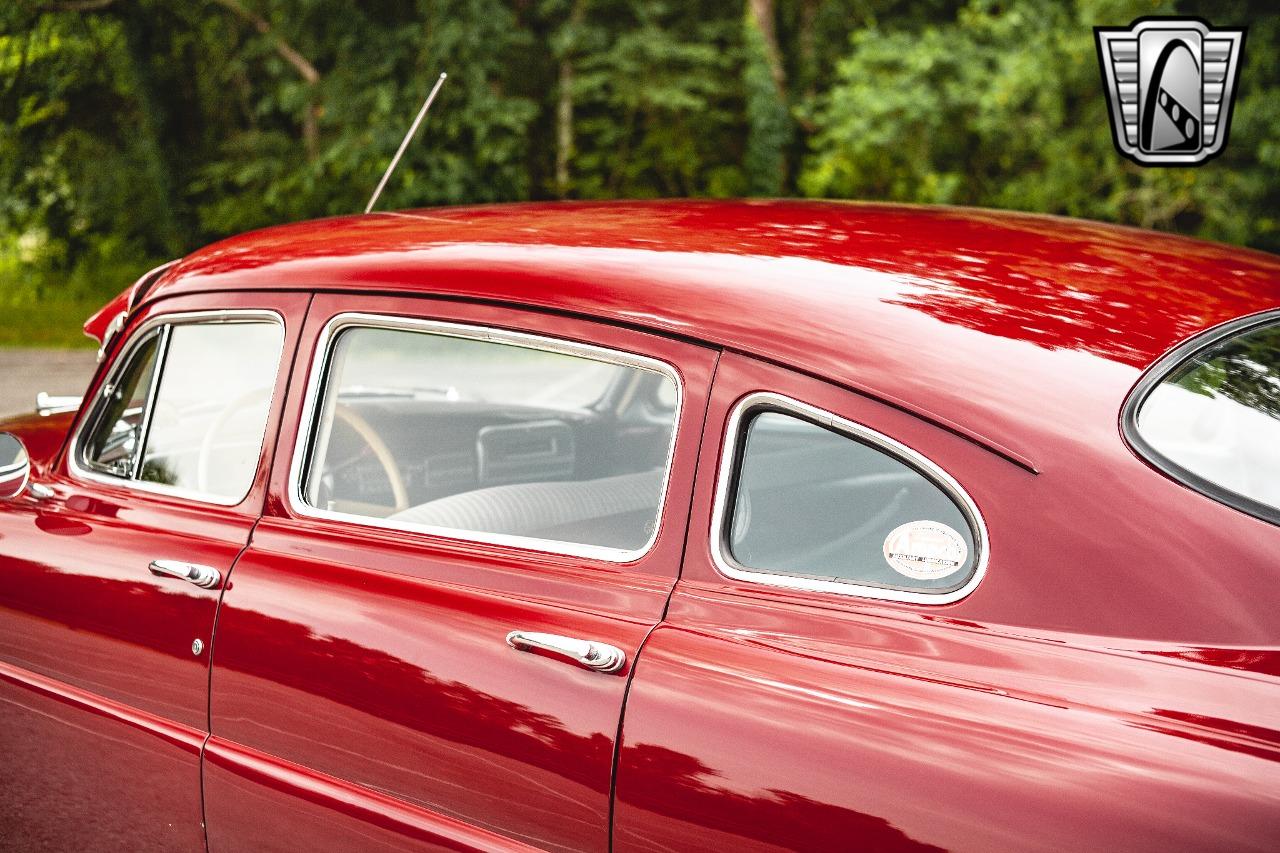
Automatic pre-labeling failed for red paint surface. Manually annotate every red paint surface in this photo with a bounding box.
[0,661,206,851]
[204,294,717,852]
[203,736,541,852]
[83,259,179,345]
[0,411,76,474]
[153,200,1280,468]
[0,290,307,850]
[82,288,130,345]
[614,353,1280,851]
[0,201,1277,851]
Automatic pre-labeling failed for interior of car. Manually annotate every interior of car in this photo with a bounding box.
[303,327,678,553]
[728,411,978,592]
[80,321,283,501]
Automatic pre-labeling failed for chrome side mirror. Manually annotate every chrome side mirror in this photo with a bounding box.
[0,433,31,501]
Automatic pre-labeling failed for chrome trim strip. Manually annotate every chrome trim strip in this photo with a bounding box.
[286,313,685,564]
[67,309,286,508]
[0,459,30,500]
[131,324,172,479]
[708,392,989,605]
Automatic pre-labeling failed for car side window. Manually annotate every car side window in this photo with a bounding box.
[82,331,162,477]
[716,396,985,600]
[298,319,681,560]
[1128,315,1280,523]
[77,316,284,503]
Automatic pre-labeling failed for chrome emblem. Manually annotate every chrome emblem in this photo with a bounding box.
[1095,18,1245,166]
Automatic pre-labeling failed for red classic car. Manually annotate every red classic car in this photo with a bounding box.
[1,200,1278,852]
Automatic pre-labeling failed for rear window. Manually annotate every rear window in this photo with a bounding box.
[1129,315,1280,524]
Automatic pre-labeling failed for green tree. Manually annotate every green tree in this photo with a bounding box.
[0,0,1276,330]
[800,0,1280,250]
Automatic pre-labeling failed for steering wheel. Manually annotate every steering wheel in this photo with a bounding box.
[197,387,272,493]
[330,403,411,513]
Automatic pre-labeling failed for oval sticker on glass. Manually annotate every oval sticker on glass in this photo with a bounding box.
[882,520,968,580]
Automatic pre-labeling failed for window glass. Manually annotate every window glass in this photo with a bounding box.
[1134,319,1280,514]
[139,322,284,500]
[82,332,161,477]
[725,411,978,594]
[302,325,679,555]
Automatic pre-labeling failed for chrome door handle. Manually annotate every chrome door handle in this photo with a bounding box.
[27,482,55,500]
[149,560,222,590]
[506,631,626,673]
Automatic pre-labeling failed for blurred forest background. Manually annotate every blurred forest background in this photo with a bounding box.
[0,0,1275,346]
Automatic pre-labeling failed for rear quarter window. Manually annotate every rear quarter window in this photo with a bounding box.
[713,393,988,604]
[1126,312,1280,524]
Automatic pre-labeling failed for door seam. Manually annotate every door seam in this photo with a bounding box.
[200,292,314,853]
[606,346,721,853]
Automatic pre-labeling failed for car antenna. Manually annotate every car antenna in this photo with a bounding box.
[364,72,448,214]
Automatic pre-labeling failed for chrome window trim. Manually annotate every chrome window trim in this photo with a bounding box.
[709,392,989,605]
[77,324,166,481]
[287,312,685,564]
[67,309,286,508]
[1121,308,1280,527]
[131,324,172,479]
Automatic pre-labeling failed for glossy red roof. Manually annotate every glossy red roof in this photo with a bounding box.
[153,200,1280,468]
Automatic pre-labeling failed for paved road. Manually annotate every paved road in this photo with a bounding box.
[0,349,97,420]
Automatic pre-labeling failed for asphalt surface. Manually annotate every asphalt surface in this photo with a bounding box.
[0,349,97,420]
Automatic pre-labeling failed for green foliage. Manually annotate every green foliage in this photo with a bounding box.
[191,0,543,230]
[800,0,1280,249]
[1170,322,1280,419]
[743,11,792,195]
[570,2,743,197]
[1,0,1277,337]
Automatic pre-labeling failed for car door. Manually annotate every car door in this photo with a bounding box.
[0,290,306,851]
[202,293,717,852]
[612,352,1280,852]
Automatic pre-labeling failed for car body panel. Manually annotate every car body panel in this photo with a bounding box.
[615,614,1280,852]
[614,351,1280,850]
[203,294,718,851]
[146,200,1280,474]
[203,736,542,852]
[0,201,1277,851]
[0,660,206,851]
[0,410,77,474]
[0,290,308,851]
[669,351,1280,643]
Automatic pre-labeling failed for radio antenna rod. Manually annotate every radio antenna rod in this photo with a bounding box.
[365,72,448,214]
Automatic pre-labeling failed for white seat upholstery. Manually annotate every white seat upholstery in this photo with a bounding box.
[388,468,665,548]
